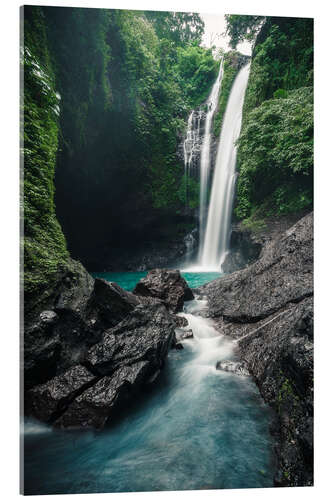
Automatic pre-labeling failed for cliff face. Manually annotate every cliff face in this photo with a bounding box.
[200,212,313,486]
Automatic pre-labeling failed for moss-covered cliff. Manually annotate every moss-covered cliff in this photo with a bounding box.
[232,17,313,222]
[23,7,70,309]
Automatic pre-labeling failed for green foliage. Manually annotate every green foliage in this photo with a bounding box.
[176,175,200,209]
[145,11,204,46]
[273,88,288,99]
[233,16,313,220]
[225,15,264,49]
[23,7,69,296]
[241,216,267,233]
[242,18,313,117]
[235,87,313,218]
[176,44,219,108]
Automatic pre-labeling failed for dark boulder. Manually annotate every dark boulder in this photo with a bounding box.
[85,303,176,376]
[202,213,313,322]
[24,270,145,390]
[174,315,189,328]
[222,230,262,274]
[54,362,150,429]
[173,343,184,350]
[27,302,176,429]
[24,260,96,390]
[175,328,194,341]
[133,269,194,313]
[26,365,97,423]
[86,278,140,329]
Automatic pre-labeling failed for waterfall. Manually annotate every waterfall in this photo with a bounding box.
[199,59,224,253]
[183,109,203,205]
[199,64,250,271]
[183,110,194,205]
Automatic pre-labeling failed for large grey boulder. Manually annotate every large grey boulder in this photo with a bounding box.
[133,269,194,313]
[203,212,313,322]
[26,302,176,429]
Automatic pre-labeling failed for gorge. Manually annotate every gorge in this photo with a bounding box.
[22,7,313,494]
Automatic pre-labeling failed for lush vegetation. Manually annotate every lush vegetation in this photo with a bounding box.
[236,87,313,218]
[226,16,313,219]
[23,8,69,299]
[225,15,264,49]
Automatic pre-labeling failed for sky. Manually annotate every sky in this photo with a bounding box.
[200,13,252,56]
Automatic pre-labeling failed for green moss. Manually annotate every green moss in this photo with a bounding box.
[23,7,69,297]
[240,216,267,233]
[277,376,300,417]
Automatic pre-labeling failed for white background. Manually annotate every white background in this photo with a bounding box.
[1,0,331,499]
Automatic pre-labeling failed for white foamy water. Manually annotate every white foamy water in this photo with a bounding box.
[200,64,250,270]
[199,59,224,253]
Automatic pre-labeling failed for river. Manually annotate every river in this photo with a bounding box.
[23,272,276,494]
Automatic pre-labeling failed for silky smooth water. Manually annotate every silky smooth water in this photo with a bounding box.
[199,59,224,255]
[23,273,275,494]
[200,64,251,271]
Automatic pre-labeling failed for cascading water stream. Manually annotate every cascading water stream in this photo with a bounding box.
[199,58,224,254]
[183,109,203,206]
[200,63,250,270]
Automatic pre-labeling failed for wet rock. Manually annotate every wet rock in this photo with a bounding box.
[222,231,262,274]
[24,272,146,391]
[27,301,176,429]
[175,329,194,341]
[174,343,184,350]
[54,362,150,429]
[133,269,194,313]
[85,303,175,377]
[26,365,96,423]
[24,260,96,390]
[237,297,313,487]
[86,278,140,329]
[39,310,59,325]
[202,213,313,322]
[54,260,95,318]
[174,315,189,328]
[216,360,249,376]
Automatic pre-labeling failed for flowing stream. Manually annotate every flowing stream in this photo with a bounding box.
[200,64,250,270]
[24,272,275,495]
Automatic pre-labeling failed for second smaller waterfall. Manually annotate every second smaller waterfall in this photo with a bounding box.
[183,109,203,205]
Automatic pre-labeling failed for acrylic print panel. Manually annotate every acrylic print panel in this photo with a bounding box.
[21,3,313,495]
